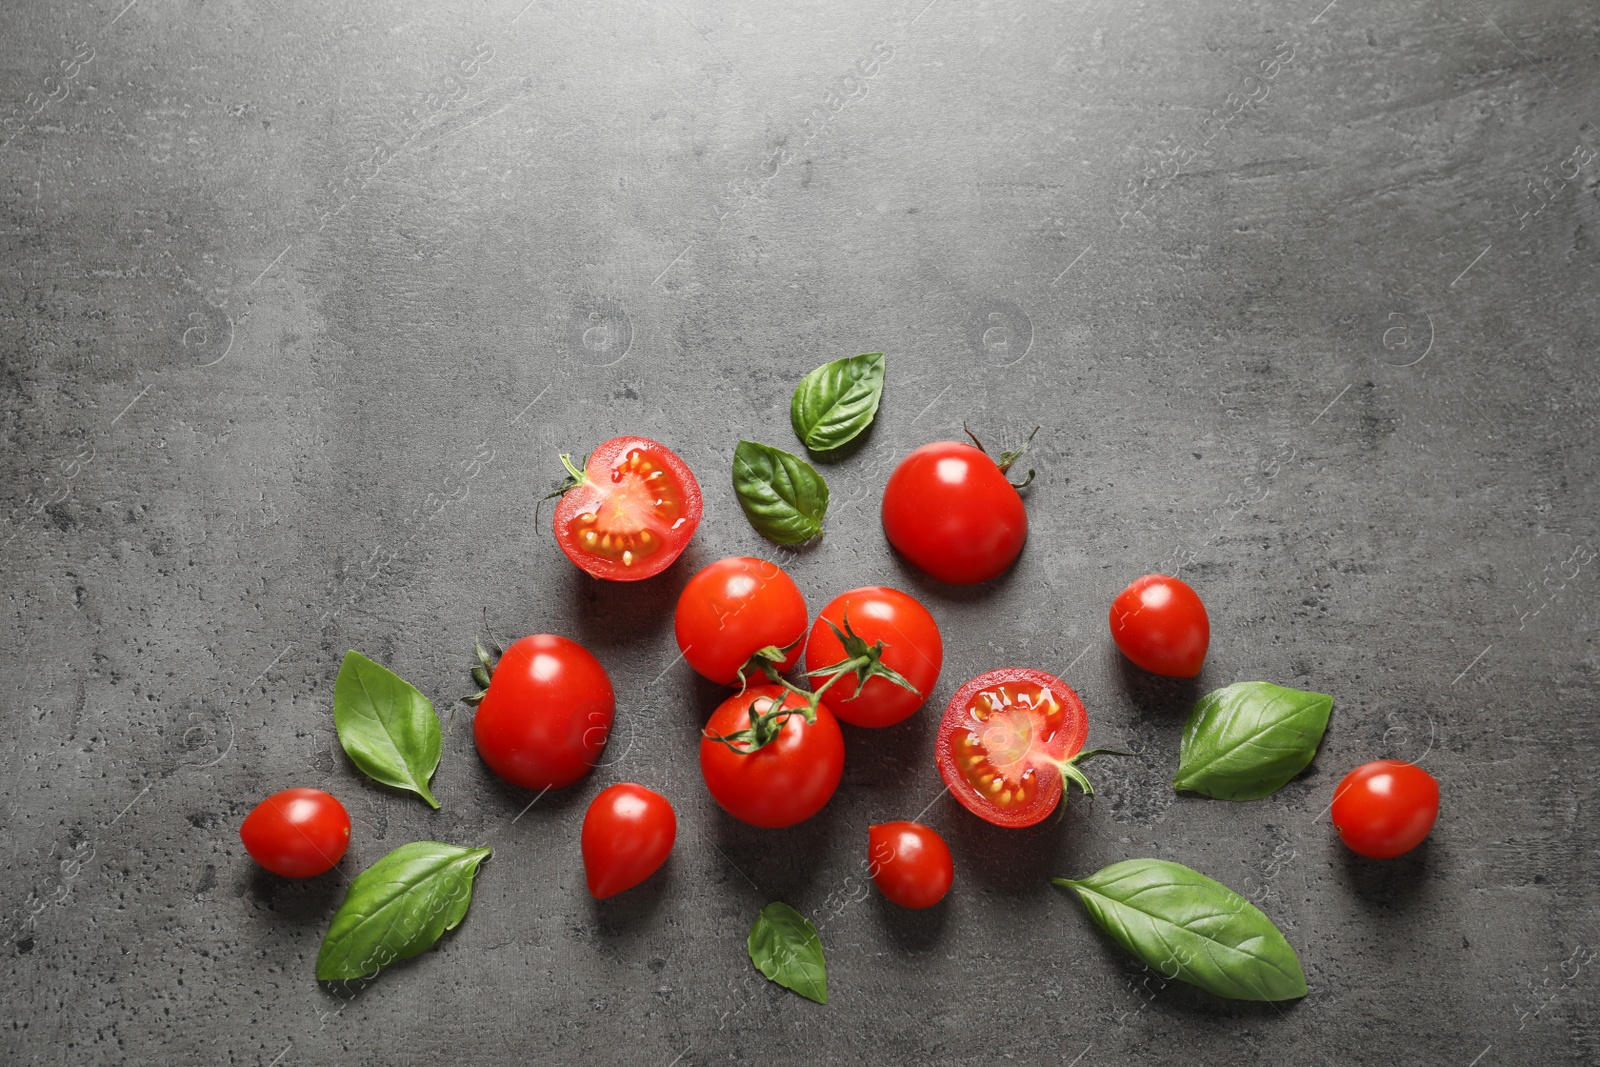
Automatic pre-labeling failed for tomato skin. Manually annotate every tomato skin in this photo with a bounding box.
[553,436,702,582]
[868,821,953,909]
[881,442,1027,585]
[473,635,615,790]
[240,788,351,878]
[581,783,677,898]
[1109,574,1210,678]
[699,685,845,828]
[803,586,942,728]
[674,557,808,685]
[1331,760,1439,859]
[935,668,1089,828]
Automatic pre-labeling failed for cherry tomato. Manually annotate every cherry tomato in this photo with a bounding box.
[674,557,808,685]
[699,685,844,828]
[474,634,615,790]
[881,441,1028,585]
[581,783,677,898]
[240,788,350,878]
[803,586,942,728]
[553,436,702,581]
[1331,760,1439,859]
[868,821,953,909]
[935,668,1094,828]
[1109,574,1210,677]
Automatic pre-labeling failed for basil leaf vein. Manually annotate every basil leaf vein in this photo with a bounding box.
[747,901,828,1004]
[789,353,885,454]
[1055,858,1307,1002]
[1174,681,1333,801]
[732,440,829,544]
[315,842,491,981]
[334,650,443,808]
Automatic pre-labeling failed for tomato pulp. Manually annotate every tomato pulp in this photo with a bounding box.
[473,634,615,790]
[553,436,702,581]
[881,441,1028,585]
[699,685,844,828]
[803,586,942,728]
[674,557,808,685]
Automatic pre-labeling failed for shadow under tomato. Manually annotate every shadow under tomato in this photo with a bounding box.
[589,860,674,931]
[873,891,950,951]
[836,708,934,798]
[940,793,1097,898]
[709,801,844,901]
[1112,648,1205,718]
[1337,837,1437,913]
[470,762,593,823]
[878,546,1022,606]
[563,548,693,655]
[245,864,346,921]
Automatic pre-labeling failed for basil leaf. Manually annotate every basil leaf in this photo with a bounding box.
[790,353,885,454]
[333,650,442,808]
[732,440,829,544]
[1174,682,1333,801]
[1055,859,1307,1002]
[747,902,828,1004]
[316,842,491,981]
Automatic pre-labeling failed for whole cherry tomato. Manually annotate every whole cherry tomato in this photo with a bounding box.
[240,788,350,878]
[1109,574,1210,677]
[803,586,942,728]
[581,783,677,898]
[552,436,702,581]
[699,685,844,828]
[674,557,808,685]
[880,437,1031,585]
[1331,760,1439,859]
[868,821,953,909]
[474,634,615,790]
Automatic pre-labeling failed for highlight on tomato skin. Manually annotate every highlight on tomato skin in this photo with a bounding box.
[552,436,703,582]
[698,685,845,829]
[880,441,1029,586]
[581,783,677,899]
[673,557,808,686]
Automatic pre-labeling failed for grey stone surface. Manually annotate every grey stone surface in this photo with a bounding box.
[2,0,1598,1062]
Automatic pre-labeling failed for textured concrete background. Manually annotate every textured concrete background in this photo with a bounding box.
[3,0,1598,1062]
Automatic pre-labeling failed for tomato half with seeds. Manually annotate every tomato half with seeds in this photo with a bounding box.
[803,586,942,728]
[935,668,1109,828]
[699,685,844,828]
[553,437,702,581]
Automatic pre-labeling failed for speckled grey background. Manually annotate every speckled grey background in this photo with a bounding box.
[3,0,1598,1062]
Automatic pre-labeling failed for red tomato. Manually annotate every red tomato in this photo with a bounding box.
[553,437,702,581]
[1109,574,1210,677]
[474,634,615,790]
[1331,760,1439,859]
[803,586,942,728]
[240,788,350,878]
[699,685,844,828]
[868,821,953,909]
[935,668,1091,828]
[880,441,1028,585]
[581,783,677,898]
[674,557,808,685]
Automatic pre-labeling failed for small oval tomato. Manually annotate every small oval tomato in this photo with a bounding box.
[868,821,953,909]
[1331,760,1439,859]
[934,668,1098,828]
[553,437,702,581]
[881,440,1028,585]
[803,586,942,728]
[240,788,350,878]
[699,685,844,828]
[674,557,808,685]
[474,634,615,790]
[1109,574,1210,677]
[581,783,677,898]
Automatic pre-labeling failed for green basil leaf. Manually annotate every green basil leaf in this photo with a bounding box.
[334,650,442,808]
[1174,681,1333,800]
[790,353,885,454]
[1055,859,1307,1002]
[316,842,491,981]
[732,440,829,545]
[747,902,828,1004]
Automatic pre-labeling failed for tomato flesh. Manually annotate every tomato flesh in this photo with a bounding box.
[554,437,701,581]
[935,668,1087,828]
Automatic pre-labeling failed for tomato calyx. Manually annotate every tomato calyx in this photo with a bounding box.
[734,636,803,692]
[547,452,591,498]
[1051,747,1131,799]
[963,422,1040,490]
[462,631,504,708]
[701,692,812,753]
[802,610,920,704]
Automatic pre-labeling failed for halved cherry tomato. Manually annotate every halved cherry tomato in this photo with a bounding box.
[674,557,807,685]
[240,788,350,878]
[699,685,844,828]
[553,437,702,581]
[1109,574,1210,677]
[881,438,1031,585]
[474,634,615,790]
[869,821,953,909]
[803,586,942,728]
[581,783,677,898]
[935,668,1111,828]
[1331,760,1439,859]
